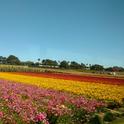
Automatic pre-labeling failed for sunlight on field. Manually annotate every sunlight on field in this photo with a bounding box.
[0,72,124,103]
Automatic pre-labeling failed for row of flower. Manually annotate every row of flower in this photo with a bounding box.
[0,73,124,103]
[0,80,105,123]
[13,72,124,85]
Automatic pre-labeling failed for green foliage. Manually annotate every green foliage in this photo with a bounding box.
[59,60,69,69]
[110,117,124,124]
[90,64,104,71]
[47,113,58,124]
[56,115,73,124]
[0,64,43,72]
[70,61,81,69]
[80,63,86,69]
[88,114,103,124]
[21,94,29,100]
[0,120,3,124]
[42,59,58,66]
[1,54,124,72]
[0,56,7,64]
[12,112,25,124]
[72,108,89,124]
[107,101,121,109]
[23,61,35,67]
[103,112,115,122]
[6,55,21,65]
[105,66,124,72]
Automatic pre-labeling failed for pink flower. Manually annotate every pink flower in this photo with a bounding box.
[0,111,3,118]
[34,113,46,122]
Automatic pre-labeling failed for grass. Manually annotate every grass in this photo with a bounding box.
[110,118,124,124]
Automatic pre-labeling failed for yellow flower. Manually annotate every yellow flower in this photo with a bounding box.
[0,72,124,103]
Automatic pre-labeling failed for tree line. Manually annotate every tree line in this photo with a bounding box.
[0,55,124,72]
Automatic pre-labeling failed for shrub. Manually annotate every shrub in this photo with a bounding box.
[88,114,103,124]
[103,112,114,122]
[72,108,90,124]
[47,114,58,124]
[107,101,121,109]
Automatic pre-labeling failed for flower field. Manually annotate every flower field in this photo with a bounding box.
[13,72,124,85]
[0,72,124,124]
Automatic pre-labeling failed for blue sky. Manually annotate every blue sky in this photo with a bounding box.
[0,0,124,67]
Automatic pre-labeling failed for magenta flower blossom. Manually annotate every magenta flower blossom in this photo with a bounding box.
[34,113,49,124]
[0,79,105,123]
[0,111,3,118]
[34,113,46,121]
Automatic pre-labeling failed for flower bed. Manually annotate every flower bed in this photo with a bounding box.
[0,80,105,123]
[0,73,124,103]
[13,72,124,85]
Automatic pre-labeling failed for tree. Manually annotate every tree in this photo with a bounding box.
[24,61,35,67]
[105,67,113,72]
[112,66,124,72]
[36,58,41,66]
[37,58,40,63]
[105,66,124,72]
[80,63,86,69]
[0,56,3,64]
[42,59,58,66]
[70,61,81,69]
[0,56,7,64]
[6,55,21,65]
[59,60,69,69]
[90,64,104,71]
